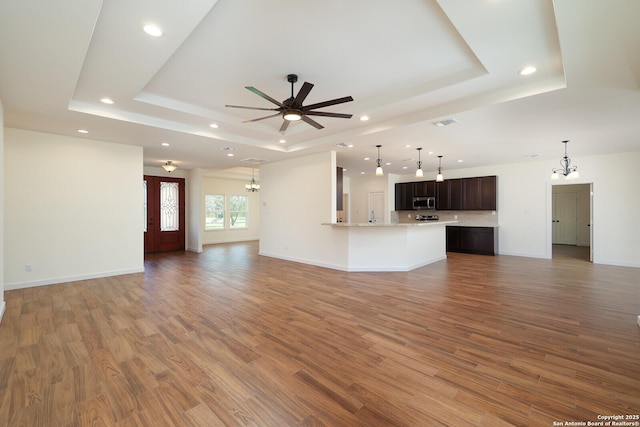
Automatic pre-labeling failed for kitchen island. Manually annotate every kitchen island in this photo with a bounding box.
[322,220,457,272]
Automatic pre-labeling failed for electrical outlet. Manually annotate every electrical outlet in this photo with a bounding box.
[25,263,33,272]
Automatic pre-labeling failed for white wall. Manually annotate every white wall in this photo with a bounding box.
[202,175,260,245]
[0,101,5,322]
[259,151,347,268]
[5,128,144,289]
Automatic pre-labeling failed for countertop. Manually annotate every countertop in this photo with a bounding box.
[323,220,458,227]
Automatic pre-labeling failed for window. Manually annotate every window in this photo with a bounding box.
[160,181,180,231]
[205,195,225,230]
[229,195,248,229]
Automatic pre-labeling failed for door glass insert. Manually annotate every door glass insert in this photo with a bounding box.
[160,181,179,231]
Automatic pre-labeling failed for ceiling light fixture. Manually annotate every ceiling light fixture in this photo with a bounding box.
[162,161,176,173]
[143,24,163,37]
[375,145,384,176]
[100,98,114,104]
[519,66,537,76]
[77,129,88,134]
[551,140,579,180]
[245,168,260,192]
[415,148,424,177]
[283,109,302,121]
[436,155,444,182]
[209,123,219,128]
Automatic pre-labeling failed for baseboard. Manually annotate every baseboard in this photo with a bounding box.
[4,267,145,291]
[0,301,5,324]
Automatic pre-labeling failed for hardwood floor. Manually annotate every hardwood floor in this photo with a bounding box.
[1,241,639,426]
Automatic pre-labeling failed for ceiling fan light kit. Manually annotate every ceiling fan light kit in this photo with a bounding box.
[226,74,353,132]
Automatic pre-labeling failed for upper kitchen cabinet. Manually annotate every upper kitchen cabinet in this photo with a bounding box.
[415,180,435,198]
[463,176,497,210]
[436,179,462,210]
[395,182,415,210]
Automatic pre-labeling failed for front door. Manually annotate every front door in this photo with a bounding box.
[144,175,185,253]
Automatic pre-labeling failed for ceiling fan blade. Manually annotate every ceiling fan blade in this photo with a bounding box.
[279,120,291,132]
[225,104,281,111]
[246,86,285,107]
[243,112,282,123]
[301,115,324,129]
[292,82,314,108]
[302,96,353,111]
[305,111,353,119]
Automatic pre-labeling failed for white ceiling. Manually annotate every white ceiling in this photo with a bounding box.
[1,0,639,180]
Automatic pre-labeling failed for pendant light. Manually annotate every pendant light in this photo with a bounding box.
[436,155,444,182]
[245,168,260,192]
[375,145,384,176]
[162,161,177,173]
[551,140,579,180]
[415,148,424,177]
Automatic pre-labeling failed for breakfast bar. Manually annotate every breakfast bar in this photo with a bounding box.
[323,220,457,272]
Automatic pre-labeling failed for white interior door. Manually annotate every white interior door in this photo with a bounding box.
[369,191,385,223]
[552,192,578,245]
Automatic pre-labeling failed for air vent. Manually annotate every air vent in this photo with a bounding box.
[241,158,268,164]
[433,118,458,127]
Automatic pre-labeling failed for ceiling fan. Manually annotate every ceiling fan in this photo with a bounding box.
[225,74,353,132]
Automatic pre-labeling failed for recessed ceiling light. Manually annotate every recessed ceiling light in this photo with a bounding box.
[428,151,434,155]
[77,129,88,134]
[161,142,170,147]
[363,157,370,161]
[227,153,235,157]
[360,116,369,121]
[279,139,286,143]
[385,162,391,166]
[360,171,366,175]
[143,24,162,37]
[519,66,537,76]
[402,166,408,170]
[209,123,219,128]
[100,97,114,104]
[404,144,411,148]
[457,159,464,163]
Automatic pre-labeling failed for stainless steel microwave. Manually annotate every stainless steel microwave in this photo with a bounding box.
[413,196,436,210]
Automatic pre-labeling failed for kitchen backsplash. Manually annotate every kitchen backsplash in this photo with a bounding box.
[393,210,499,226]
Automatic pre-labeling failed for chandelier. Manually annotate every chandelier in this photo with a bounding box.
[551,140,579,180]
[245,168,260,192]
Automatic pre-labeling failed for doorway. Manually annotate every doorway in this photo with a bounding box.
[551,183,592,261]
[369,191,385,223]
[144,175,186,253]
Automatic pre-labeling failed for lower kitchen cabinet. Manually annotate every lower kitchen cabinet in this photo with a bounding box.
[446,226,498,255]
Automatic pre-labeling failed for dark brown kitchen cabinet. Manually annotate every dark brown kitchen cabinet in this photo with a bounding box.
[415,180,435,197]
[446,226,498,255]
[436,179,462,210]
[336,167,343,211]
[463,175,497,210]
[394,182,415,210]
